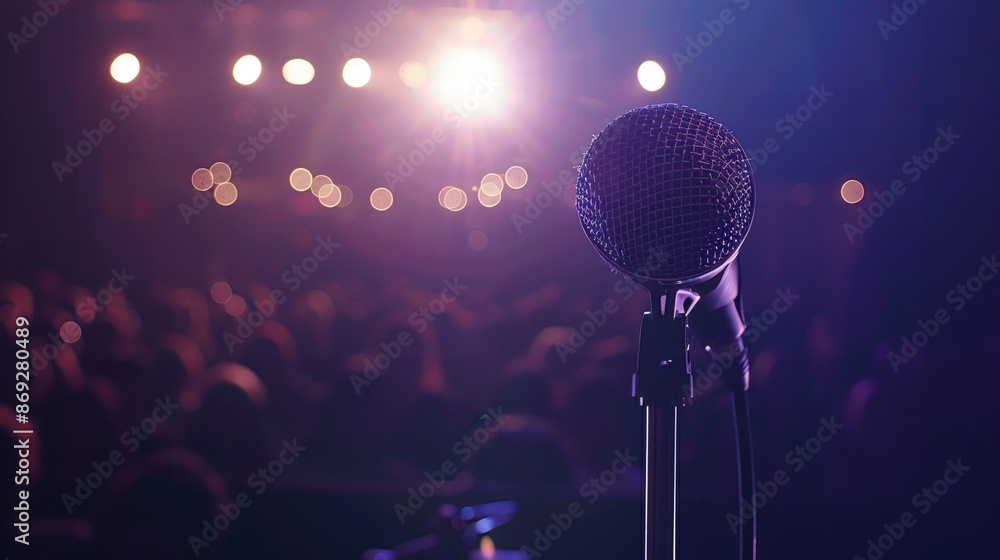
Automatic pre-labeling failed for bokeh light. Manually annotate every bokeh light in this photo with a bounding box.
[370,187,393,211]
[505,165,528,189]
[399,61,428,89]
[319,185,343,208]
[480,173,504,196]
[841,179,865,204]
[214,182,238,206]
[59,320,81,344]
[442,187,468,211]
[191,168,214,191]
[477,187,502,208]
[233,54,262,86]
[110,53,140,83]
[468,230,489,251]
[289,168,313,191]
[224,295,247,317]
[637,60,666,92]
[283,58,315,85]
[210,281,233,304]
[310,174,333,197]
[210,162,232,184]
[337,184,354,207]
[343,58,372,88]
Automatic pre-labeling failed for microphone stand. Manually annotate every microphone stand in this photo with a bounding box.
[633,286,700,560]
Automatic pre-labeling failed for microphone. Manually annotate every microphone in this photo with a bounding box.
[575,103,755,385]
[575,103,759,560]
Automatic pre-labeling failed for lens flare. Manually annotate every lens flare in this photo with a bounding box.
[480,173,504,196]
[310,174,333,197]
[399,60,428,89]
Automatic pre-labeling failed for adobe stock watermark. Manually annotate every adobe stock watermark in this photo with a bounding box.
[851,459,970,560]
[519,449,639,558]
[685,287,800,398]
[745,84,834,173]
[351,278,468,395]
[843,126,960,243]
[52,64,169,183]
[671,0,751,73]
[7,0,71,54]
[31,267,136,373]
[885,254,997,372]
[179,106,296,224]
[726,416,842,534]
[393,407,511,524]
[188,439,306,557]
[544,0,586,30]
[510,116,625,234]
[877,0,931,41]
[382,76,499,189]
[339,0,412,58]
[222,235,339,354]
[211,0,243,20]
[60,395,180,514]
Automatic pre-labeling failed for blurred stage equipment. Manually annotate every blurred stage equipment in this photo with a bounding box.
[575,104,757,560]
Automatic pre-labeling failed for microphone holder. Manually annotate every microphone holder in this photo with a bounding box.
[633,285,700,560]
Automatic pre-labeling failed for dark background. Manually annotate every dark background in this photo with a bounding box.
[1,0,998,559]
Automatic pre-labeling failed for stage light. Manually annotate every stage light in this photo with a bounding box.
[370,187,394,211]
[480,173,504,196]
[110,53,140,83]
[310,174,333,197]
[210,162,232,184]
[841,179,865,204]
[343,58,372,88]
[505,165,528,189]
[214,182,238,206]
[233,54,262,86]
[319,185,343,207]
[289,167,313,191]
[637,60,666,92]
[399,60,427,89]
[211,281,233,304]
[429,49,506,114]
[283,58,315,85]
[191,168,214,191]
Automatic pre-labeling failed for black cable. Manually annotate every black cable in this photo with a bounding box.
[732,388,757,560]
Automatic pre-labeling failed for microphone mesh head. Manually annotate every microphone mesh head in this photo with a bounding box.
[576,104,754,283]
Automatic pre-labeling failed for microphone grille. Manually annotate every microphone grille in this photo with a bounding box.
[576,104,754,283]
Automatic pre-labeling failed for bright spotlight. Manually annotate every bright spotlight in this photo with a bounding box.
[110,53,140,83]
[429,49,506,114]
[343,58,372,88]
[637,60,666,92]
[283,58,315,85]
[233,55,262,85]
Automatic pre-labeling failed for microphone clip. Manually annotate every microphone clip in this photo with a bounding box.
[632,287,699,407]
